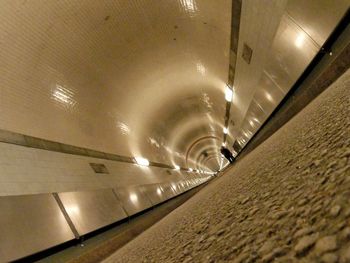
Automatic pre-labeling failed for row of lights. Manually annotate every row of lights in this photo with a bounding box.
[129,176,212,204]
[228,32,308,147]
[134,156,209,173]
[134,86,235,171]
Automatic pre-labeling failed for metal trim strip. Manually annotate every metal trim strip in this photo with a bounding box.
[52,193,80,239]
[0,128,180,170]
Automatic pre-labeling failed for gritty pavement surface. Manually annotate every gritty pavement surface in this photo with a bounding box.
[104,70,350,263]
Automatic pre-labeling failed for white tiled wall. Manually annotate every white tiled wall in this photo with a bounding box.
[0,142,201,196]
[0,0,231,169]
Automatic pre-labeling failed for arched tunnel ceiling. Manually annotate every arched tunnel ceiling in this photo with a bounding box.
[0,0,232,172]
[0,0,348,173]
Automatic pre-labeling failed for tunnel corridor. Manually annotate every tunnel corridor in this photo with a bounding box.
[105,69,350,263]
[0,0,349,262]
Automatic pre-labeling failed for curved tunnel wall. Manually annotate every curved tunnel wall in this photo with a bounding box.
[0,131,213,196]
[0,0,349,261]
[0,176,211,262]
[227,0,348,153]
[0,0,232,172]
[0,1,347,190]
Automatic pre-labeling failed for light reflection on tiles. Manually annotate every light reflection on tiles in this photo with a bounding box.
[1,0,345,175]
[129,193,138,203]
[51,84,76,108]
[148,137,160,148]
[180,0,198,14]
[196,62,206,76]
[294,32,306,48]
[116,121,130,135]
[0,0,231,167]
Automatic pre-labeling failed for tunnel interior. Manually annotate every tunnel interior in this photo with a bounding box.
[0,0,349,262]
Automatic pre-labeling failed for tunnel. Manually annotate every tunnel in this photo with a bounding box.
[0,1,349,262]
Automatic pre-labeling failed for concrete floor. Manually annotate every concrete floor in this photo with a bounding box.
[104,70,350,263]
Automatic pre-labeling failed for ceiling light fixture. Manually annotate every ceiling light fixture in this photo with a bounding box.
[134,157,150,166]
[225,87,233,102]
[223,127,228,134]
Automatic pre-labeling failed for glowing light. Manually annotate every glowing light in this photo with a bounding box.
[188,168,193,172]
[134,157,149,166]
[225,87,233,102]
[249,120,254,126]
[129,193,138,203]
[171,183,177,190]
[223,127,228,134]
[174,165,180,170]
[222,142,226,146]
[295,33,305,48]
[157,188,162,195]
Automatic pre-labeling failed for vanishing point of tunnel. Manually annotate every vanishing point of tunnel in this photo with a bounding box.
[0,1,349,262]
